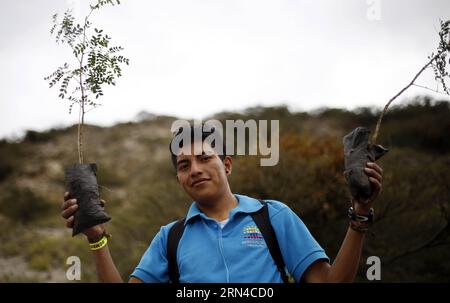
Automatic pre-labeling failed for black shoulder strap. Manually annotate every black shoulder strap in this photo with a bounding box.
[167,218,186,283]
[251,200,289,283]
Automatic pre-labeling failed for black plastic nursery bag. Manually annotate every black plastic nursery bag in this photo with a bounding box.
[65,163,111,236]
[343,127,388,202]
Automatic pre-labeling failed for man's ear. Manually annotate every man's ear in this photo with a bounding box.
[223,156,233,175]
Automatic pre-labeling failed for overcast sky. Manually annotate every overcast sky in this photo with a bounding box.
[1,0,449,139]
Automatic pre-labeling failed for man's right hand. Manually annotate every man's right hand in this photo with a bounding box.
[61,192,107,242]
[61,193,126,282]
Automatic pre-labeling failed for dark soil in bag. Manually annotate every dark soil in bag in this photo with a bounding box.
[65,163,111,236]
[343,127,388,202]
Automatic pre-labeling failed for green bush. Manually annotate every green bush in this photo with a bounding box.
[0,186,52,223]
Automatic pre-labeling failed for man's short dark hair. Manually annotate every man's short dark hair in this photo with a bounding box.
[169,123,227,169]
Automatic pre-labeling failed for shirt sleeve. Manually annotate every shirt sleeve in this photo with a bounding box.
[129,223,174,283]
[269,205,329,283]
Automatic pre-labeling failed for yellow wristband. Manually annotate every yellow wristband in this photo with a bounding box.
[89,236,108,250]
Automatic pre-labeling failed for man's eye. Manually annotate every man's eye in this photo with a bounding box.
[178,164,188,171]
[201,155,211,161]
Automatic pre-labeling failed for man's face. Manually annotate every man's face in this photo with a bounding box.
[175,141,232,203]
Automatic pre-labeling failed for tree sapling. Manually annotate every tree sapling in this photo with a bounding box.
[343,20,450,203]
[45,0,129,235]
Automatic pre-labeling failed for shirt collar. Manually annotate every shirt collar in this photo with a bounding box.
[184,194,264,225]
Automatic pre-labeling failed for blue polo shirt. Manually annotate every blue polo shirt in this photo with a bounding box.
[130,194,329,283]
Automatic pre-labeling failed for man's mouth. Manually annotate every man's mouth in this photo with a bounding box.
[191,178,210,187]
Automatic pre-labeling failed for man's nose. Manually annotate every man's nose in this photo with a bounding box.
[189,159,203,176]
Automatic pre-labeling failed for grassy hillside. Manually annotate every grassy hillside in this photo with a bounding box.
[0,96,449,282]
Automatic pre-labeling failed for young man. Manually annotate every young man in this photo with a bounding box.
[61,125,383,283]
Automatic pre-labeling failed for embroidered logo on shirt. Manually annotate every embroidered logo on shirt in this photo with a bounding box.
[242,225,265,247]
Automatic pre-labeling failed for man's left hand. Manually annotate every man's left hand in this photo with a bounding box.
[354,162,383,214]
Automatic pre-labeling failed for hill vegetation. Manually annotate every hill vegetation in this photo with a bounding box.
[0,96,449,282]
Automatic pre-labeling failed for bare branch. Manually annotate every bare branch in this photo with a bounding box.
[371,50,446,144]
[84,104,104,114]
[412,83,450,95]
[386,222,450,264]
